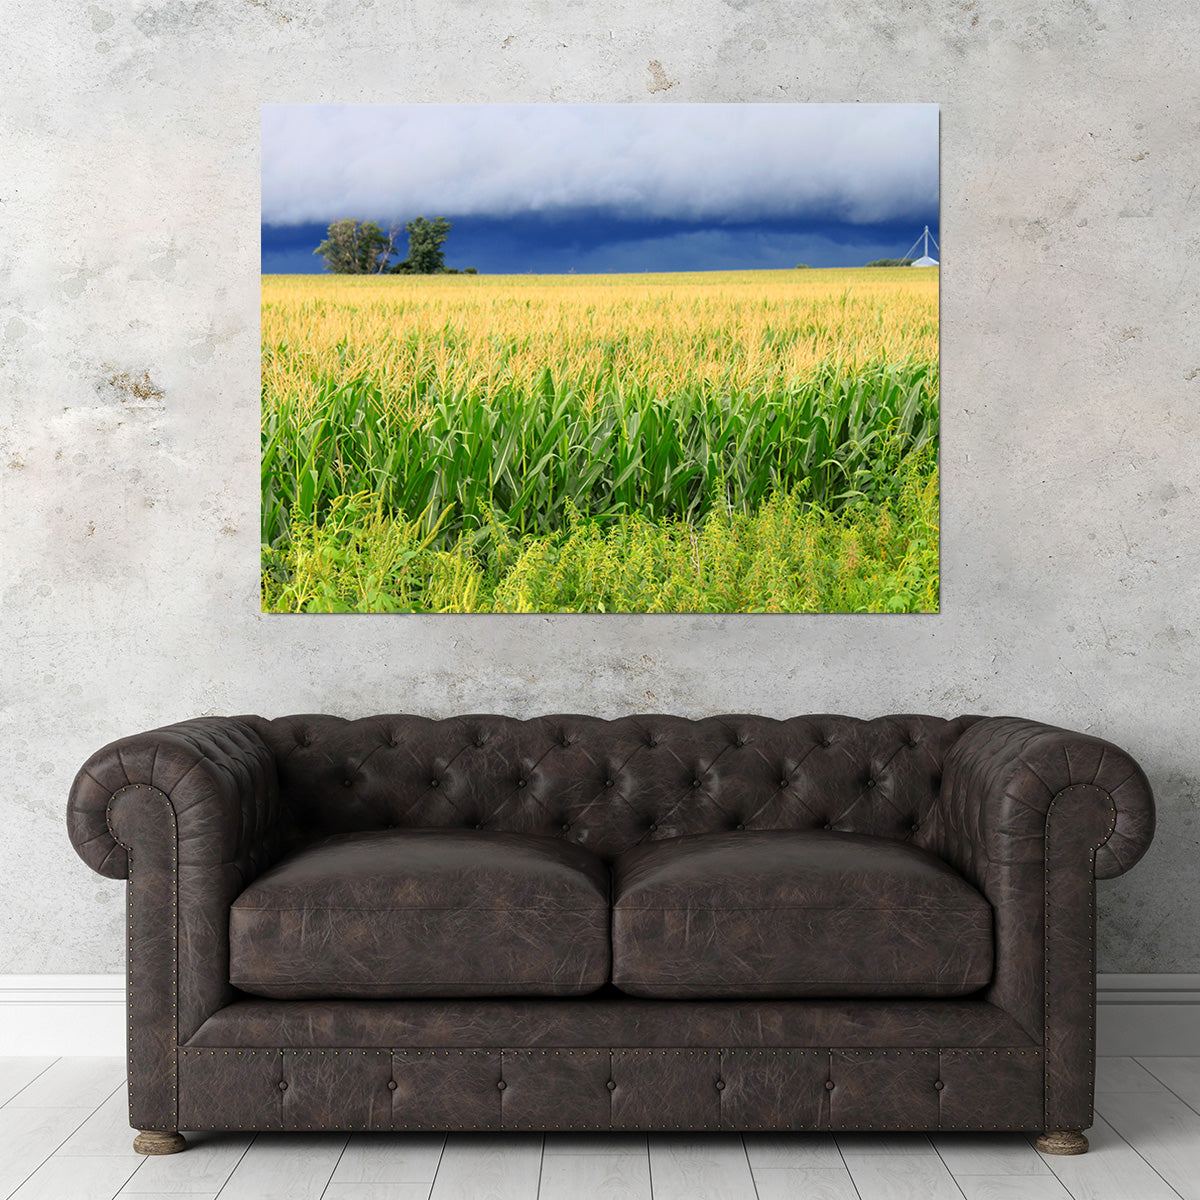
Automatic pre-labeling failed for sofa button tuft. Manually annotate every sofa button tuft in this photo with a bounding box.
[429,779,440,788]
[866,778,876,788]
[715,1080,725,1090]
[342,779,353,788]
[517,779,527,788]
[278,1081,288,1091]
[735,823,745,831]
[387,1080,398,1091]
[605,779,614,788]
[606,1080,616,1091]
[780,778,789,788]
[825,1080,835,1091]
[823,823,833,831]
[561,822,571,832]
[648,823,658,833]
[497,1081,507,1091]
[474,823,483,830]
[822,737,833,747]
[934,1080,944,1091]
[692,779,702,789]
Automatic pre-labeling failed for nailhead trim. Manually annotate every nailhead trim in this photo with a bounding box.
[107,784,178,1134]
[1043,784,1116,1130]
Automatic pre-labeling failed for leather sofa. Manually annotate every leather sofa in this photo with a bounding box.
[66,712,1155,1156]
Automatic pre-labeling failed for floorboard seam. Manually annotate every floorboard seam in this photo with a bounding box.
[317,1131,351,1200]
[1132,1058,1200,1120]
[212,1131,258,1200]
[737,1135,763,1200]
[833,1133,865,1200]
[4,1103,95,1200]
[1092,1097,1193,1200]
[0,1058,60,1109]
[425,1131,448,1200]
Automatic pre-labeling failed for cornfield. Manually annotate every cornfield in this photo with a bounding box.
[261,267,939,612]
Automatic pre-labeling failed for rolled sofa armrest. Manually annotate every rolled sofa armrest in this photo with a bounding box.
[934,715,1155,1132]
[66,717,286,1133]
[936,716,1155,884]
[67,716,284,881]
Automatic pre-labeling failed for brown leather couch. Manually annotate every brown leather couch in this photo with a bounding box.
[66,713,1155,1156]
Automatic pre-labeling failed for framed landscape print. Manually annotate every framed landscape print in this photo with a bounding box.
[261,103,939,613]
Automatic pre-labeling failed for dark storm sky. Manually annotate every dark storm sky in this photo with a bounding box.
[261,103,939,274]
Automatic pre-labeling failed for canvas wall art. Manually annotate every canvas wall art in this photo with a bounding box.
[261,103,939,613]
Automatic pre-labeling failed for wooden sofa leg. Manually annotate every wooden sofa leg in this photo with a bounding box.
[1036,1130,1089,1155]
[133,1130,187,1155]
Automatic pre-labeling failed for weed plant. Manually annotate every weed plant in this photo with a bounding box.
[261,453,938,614]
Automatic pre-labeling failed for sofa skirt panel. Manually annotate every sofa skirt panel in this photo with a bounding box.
[175,1044,1044,1132]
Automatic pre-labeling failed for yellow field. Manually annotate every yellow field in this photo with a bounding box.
[262,267,938,416]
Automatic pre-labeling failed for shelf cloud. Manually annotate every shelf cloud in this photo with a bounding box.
[262,103,939,228]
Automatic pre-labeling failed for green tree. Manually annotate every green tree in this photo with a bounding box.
[393,216,452,274]
[865,258,916,268]
[314,219,399,274]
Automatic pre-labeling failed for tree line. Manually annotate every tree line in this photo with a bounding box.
[314,218,476,275]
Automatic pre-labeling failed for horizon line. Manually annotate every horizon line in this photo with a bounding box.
[261,264,940,277]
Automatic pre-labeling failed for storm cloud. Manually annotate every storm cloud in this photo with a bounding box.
[262,103,938,228]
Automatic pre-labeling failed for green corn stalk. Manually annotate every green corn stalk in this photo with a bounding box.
[262,358,937,553]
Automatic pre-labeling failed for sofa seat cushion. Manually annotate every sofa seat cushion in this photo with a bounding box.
[611,830,993,999]
[229,829,611,999]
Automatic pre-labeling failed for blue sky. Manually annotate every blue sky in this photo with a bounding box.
[262,104,939,274]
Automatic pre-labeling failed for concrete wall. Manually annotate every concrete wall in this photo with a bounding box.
[3,0,1197,976]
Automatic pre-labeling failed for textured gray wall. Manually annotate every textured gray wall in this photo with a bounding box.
[3,0,1197,975]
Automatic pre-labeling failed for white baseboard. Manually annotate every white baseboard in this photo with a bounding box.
[1,974,1197,1058]
[0,976,126,1055]
[1096,974,1200,1056]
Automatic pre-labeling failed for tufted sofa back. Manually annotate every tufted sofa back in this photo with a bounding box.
[242,713,982,862]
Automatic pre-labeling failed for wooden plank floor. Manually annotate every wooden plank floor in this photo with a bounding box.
[0,1057,1195,1199]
